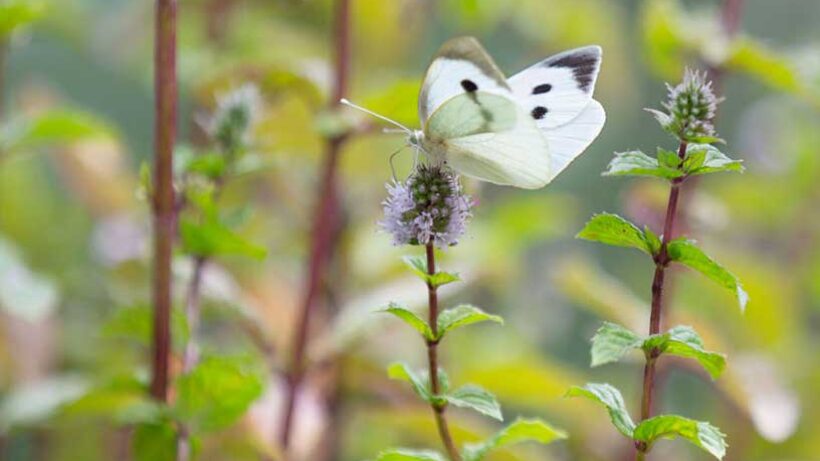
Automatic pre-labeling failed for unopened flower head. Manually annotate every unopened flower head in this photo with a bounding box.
[648,68,722,142]
[380,164,473,248]
[207,83,262,153]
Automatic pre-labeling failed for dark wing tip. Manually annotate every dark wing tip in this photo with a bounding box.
[546,45,603,92]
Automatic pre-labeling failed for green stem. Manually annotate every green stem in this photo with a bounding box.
[425,242,462,461]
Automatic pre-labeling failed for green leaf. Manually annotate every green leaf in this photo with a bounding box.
[402,255,460,288]
[682,144,744,176]
[429,271,460,287]
[444,385,502,421]
[382,303,432,340]
[462,418,568,461]
[656,148,682,169]
[566,383,635,437]
[375,448,446,461]
[174,356,264,433]
[577,213,655,255]
[63,378,166,426]
[0,110,113,154]
[436,304,503,340]
[666,239,748,311]
[590,322,643,367]
[387,362,431,402]
[0,1,44,38]
[643,226,662,256]
[186,152,228,180]
[602,150,683,179]
[133,422,176,461]
[633,415,727,460]
[101,304,189,352]
[644,326,726,379]
[179,216,266,260]
[726,37,806,98]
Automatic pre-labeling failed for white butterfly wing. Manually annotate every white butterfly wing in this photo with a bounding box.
[508,45,605,181]
[424,92,551,189]
[419,36,512,124]
[508,46,602,128]
[542,99,605,182]
[443,115,552,189]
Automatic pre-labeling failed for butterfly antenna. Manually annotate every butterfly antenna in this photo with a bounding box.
[340,98,412,134]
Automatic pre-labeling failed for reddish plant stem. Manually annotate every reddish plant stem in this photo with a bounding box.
[150,0,177,403]
[634,4,744,460]
[635,141,687,460]
[425,243,462,461]
[278,0,351,452]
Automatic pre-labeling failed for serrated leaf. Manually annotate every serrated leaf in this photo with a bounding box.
[436,305,503,340]
[602,150,682,179]
[382,303,432,340]
[429,271,460,287]
[566,383,635,437]
[375,448,446,461]
[682,147,707,172]
[590,322,643,367]
[174,356,264,433]
[666,239,748,311]
[387,362,432,402]
[402,255,460,288]
[656,148,682,169]
[683,144,744,176]
[644,326,726,379]
[462,418,568,461]
[445,385,502,421]
[633,415,727,460]
[577,213,654,255]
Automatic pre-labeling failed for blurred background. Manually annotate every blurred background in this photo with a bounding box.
[1,0,819,460]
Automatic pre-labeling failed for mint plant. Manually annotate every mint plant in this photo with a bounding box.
[375,165,566,461]
[569,69,746,460]
[172,84,267,461]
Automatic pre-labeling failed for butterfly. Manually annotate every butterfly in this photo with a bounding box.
[342,36,605,189]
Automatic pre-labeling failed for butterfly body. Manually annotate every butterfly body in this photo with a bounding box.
[413,37,606,189]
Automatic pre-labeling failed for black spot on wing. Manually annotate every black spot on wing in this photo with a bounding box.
[460,79,478,92]
[532,83,552,94]
[531,106,548,120]
[548,50,599,92]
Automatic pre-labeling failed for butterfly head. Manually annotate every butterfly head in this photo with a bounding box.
[407,130,424,148]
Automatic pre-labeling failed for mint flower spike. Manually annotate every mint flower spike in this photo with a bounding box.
[379,164,473,249]
[206,83,263,152]
[647,68,724,143]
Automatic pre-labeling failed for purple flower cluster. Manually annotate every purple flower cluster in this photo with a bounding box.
[647,68,722,142]
[380,164,473,248]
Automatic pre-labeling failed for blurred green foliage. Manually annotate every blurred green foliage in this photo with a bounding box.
[0,0,818,460]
